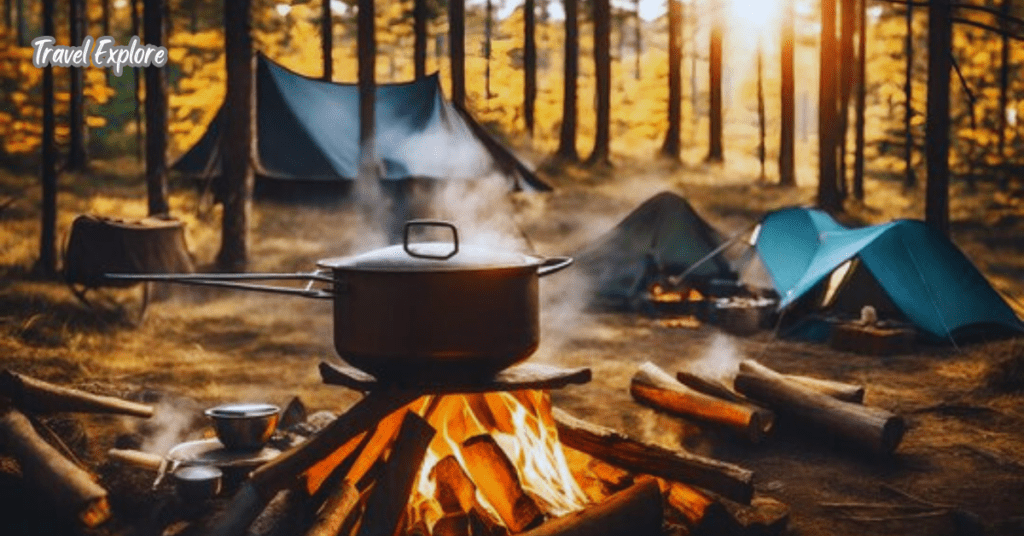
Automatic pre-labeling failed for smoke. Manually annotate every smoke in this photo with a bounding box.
[138,397,205,455]
[682,332,745,383]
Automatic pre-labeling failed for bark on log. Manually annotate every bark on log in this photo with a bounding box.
[632,362,774,443]
[677,366,865,404]
[516,479,662,536]
[305,480,359,536]
[0,408,109,527]
[461,434,543,533]
[675,370,747,404]
[355,411,436,536]
[431,455,476,514]
[207,390,418,536]
[433,512,471,536]
[0,370,154,418]
[665,481,732,533]
[552,408,754,504]
[734,360,904,455]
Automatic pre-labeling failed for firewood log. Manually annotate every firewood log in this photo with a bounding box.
[516,479,662,536]
[675,370,748,404]
[461,434,544,533]
[433,512,471,536]
[207,390,419,536]
[677,367,865,404]
[0,370,153,418]
[664,480,730,531]
[721,496,790,536]
[431,455,476,514]
[552,408,754,504]
[0,408,109,527]
[631,362,774,444]
[734,360,904,455]
[305,480,359,536]
[107,448,165,471]
[355,411,436,536]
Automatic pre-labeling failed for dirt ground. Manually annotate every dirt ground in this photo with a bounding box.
[2,156,1024,535]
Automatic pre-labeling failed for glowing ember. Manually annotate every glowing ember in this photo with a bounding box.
[649,284,703,303]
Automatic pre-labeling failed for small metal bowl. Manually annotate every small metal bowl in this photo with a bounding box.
[173,465,222,504]
[204,403,281,451]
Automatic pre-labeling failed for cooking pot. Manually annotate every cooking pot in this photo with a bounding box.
[107,220,572,381]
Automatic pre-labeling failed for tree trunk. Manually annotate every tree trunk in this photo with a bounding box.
[3,0,11,31]
[67,0,88,171]
[757,44,766,180]
[485,0,492,99]
[101,0,109,36]
[817,0,841,211]
[925,0,951,236]
[998,0,1011,189]
[779,0,796,186]
[414,0,427,79]
[15,0,24,47]
[586,0,611,166]
[556,0,579,161]
[216,0,255,271]
[903,1,915,188]
[689,2,697,142]
[321,0,332,80]
[707,6,723,163]
[524,0,536,134]
[837,0,855,199]
[132,0,143,163]
[38,0,57,277]
[449,0,466,107]
[144,0,169,216]
[852,0,867,200]
[633,0,641,80]
[358,0,376,176]
[660,0,681,160]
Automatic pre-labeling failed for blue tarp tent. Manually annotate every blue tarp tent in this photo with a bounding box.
[173,55,549,192]
[754,207,1023,342]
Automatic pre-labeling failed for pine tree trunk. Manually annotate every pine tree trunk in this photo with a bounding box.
[689,3,697,142]
[414,0,427,79]
[216,0,255,271]
[524,0,536,135]
[757,45,766,179]
[587,0,612,166]
[3,0,11,31]
[485,0,492,99]
[101,0,109,36]
[818,0,841,210]
[358,0,375,170]
[925,0,951,236]
[707,8,723,163]
[660,0,681,160]
[449,0,466,107]
[15,0,24,47]
[67,0,88,171]
[144,0,168,216]
[556,0,579,161]
[633,0,641,80]
[852,0,867,200]
[38,0,57,277]
[837,0,855,200]
[998,0,1011,189]
[903,1,915,188]
[322,0,333,80]
[132,0,143,163]
[779,0,796,186]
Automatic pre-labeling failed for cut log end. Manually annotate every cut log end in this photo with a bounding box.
[880,415,907,455]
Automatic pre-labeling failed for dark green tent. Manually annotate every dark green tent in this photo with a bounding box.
[173,55,549,192]
[574,192,736,306]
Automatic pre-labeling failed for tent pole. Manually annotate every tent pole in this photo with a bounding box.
[667,223,758,287]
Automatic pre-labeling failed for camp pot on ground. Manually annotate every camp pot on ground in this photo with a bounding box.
[106,220,573,381]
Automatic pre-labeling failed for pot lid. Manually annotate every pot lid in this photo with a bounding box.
[318,242,544,272]
[318,220,544,272]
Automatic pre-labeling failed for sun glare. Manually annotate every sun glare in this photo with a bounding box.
[728,0,781,33]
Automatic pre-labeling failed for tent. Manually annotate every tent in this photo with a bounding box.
[574,192,737,306]
[173,55,549,193]
[754,207,1024,342]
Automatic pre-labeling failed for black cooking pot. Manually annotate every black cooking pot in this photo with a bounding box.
[107,221,572,381]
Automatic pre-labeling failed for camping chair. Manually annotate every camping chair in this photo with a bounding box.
[63,214,195,322]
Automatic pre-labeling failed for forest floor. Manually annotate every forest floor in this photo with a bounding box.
[1,151,1024,535]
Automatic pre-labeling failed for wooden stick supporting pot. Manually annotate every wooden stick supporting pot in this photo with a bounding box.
[0,370,153,418]
[552,408,754,504]
[0,408,110,527]
[734,360,904,455]
[631,362,774,443]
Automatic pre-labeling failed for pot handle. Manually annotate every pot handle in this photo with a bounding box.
[403,220,459,260]
[537,256,574,277]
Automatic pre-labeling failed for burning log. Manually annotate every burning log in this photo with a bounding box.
[305,481,360,536]
[0,407,110,527]
[433,512,471,536]
[0,370,154,418]
[319,361,591,394]
[734,360,905,455]
[516,479,662,536]
[631,362,774,444]
[460,434,544,533]
[552,408,754,504]
[207,390,419,536]
[356,411,436,536]
[677,367,865,404]
[431,455,476,514]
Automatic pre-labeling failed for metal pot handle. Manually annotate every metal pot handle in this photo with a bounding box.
[105,272,336,299]
[403,220,459,260]
[537,256,574,277]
